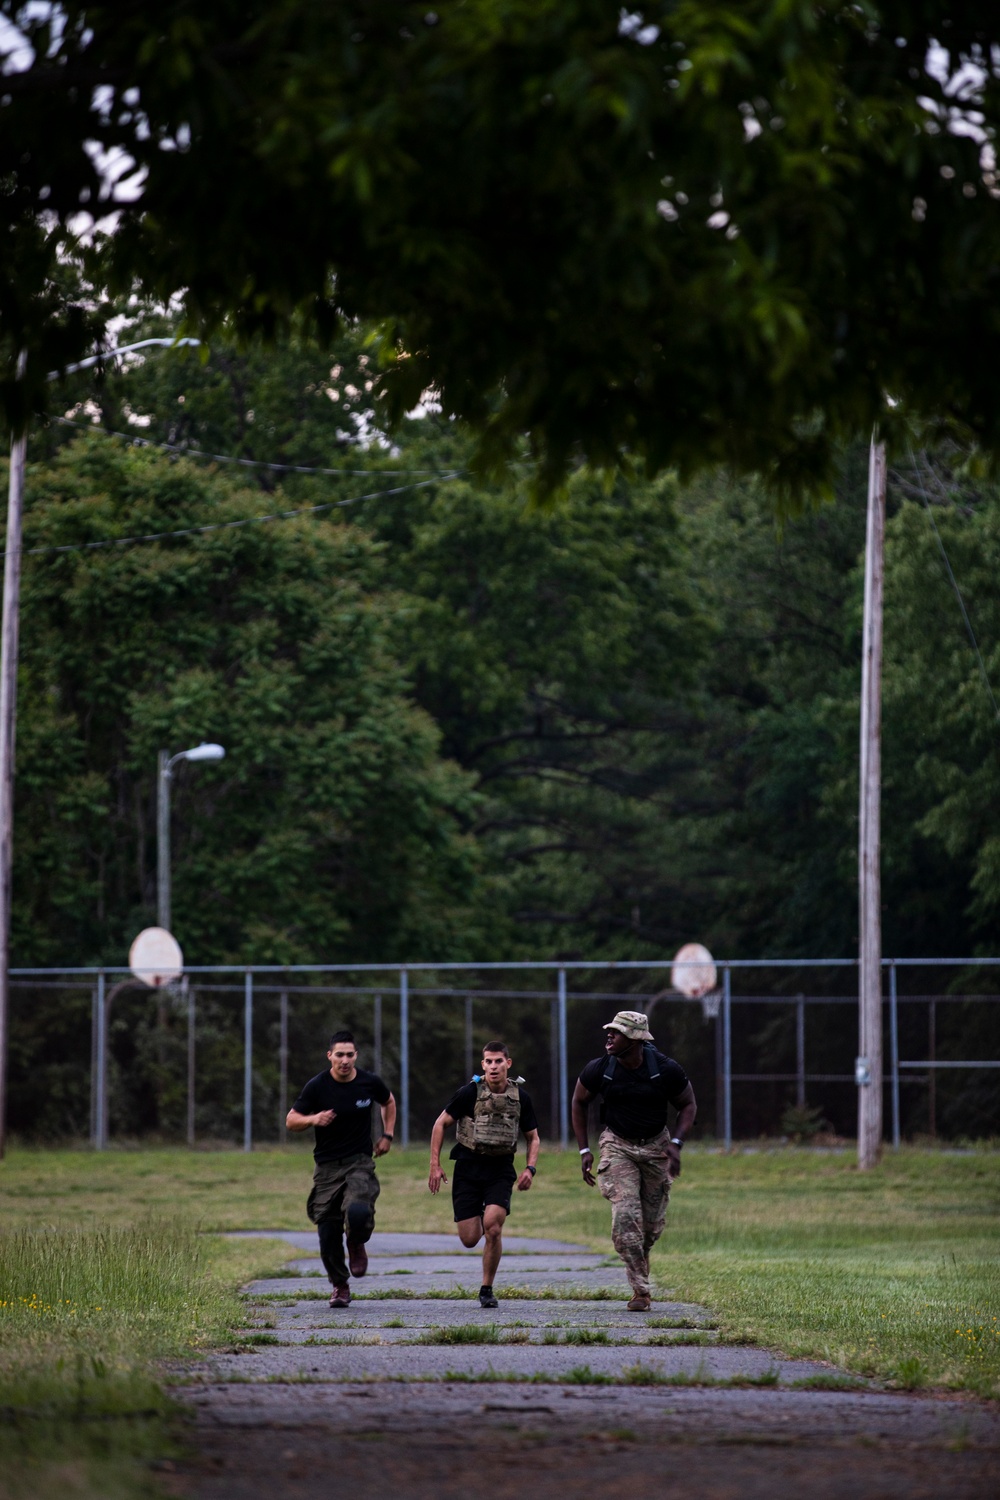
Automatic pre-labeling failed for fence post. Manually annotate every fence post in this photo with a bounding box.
[796,996,806,1109]
[278,990,289,1139]
[399,970,409,1148]
[243,970,253,1153]
[373,993,382,1078]
[928,998,936,1139]
[95,969,107,1150]
[550,996,560,1141]
[722,965,732,1150]
[186,980,196,1147]
[714,997,724,1141]
[90,986,99,1145]
[889,962,900,1149]
[557,968,568,1149]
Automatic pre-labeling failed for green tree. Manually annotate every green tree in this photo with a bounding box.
[12,435,488,966]
[354,456,713,957]
[6,4,1000,487]
[879,454,1000,944]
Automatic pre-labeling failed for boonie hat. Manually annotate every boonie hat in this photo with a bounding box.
[603,1009,653,1041]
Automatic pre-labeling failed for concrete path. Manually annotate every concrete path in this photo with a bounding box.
[170,1230,1000,1500]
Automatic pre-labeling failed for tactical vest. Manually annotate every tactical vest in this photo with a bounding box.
[455,1079,521,1155]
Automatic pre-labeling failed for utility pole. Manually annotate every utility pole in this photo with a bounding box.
[857,436,886,1170]
[0,352,27,1159]
[157,750,171,931]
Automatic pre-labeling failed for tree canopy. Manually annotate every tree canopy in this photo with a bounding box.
[4,4,1000,487]
[14,435,488,965]
[6,320,1000,1137]
[14,325,1000,969]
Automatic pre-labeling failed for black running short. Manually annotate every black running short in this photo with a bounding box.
[451,1156,517,1222]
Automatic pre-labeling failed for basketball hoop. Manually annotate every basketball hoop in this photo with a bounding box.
[700,989,723,1020]
[129,927,183,988]
[671,943,719,1021]
[671,943,717,998]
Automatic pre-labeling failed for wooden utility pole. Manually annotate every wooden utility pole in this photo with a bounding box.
[858,436,886,1170]
[0,353,27,1159]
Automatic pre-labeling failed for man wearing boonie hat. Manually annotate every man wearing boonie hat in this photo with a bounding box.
[571,1010,696,1311]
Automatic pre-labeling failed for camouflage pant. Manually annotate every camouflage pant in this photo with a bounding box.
[306,1155,380,1285]
[596,1127,674,1297]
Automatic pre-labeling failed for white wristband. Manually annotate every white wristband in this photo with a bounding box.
[579,1146,591,1155]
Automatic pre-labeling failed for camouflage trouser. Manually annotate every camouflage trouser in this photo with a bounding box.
[596,1127,674,1297]
[306,1155,380,1285]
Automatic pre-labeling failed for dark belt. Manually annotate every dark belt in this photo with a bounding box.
[613,1129,667,1147]
[314,1151,372,1167]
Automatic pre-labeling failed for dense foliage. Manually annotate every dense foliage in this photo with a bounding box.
[14,437,486,967]
[6,5,1000,489]
[4,330,999,1139]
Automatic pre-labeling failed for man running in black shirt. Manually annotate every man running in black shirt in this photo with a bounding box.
[287,1029,396,1308]
[572,1009,696,1312]
[428,1040,540,1308]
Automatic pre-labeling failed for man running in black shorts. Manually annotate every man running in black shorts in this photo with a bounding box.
[286,1029,396,1308]
[428,1040,540,1308]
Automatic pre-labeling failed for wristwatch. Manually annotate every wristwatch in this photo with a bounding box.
[670,1137,684,1147]
[381,1132,394,1141]
[526,1164,536,1177]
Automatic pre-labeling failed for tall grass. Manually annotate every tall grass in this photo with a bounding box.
[0,1225,215,1418]
[0,1223,290,1500]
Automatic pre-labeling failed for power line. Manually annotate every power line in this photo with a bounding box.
[5,473,462,560]
[906,449,1000,723]
[51,415,447,476]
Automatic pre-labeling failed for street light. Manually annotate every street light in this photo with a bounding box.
[157,743,226,931]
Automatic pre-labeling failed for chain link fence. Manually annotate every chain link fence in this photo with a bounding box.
[8,958,1000,1147]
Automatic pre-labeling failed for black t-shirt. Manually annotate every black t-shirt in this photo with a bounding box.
[444,1081,539,1164]
[292,1067,391,1163]
[578,1048,689,1142]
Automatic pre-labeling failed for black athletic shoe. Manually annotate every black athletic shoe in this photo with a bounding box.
[479,1286,499,1309]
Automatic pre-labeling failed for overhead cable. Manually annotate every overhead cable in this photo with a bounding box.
[5,473,462,560]
[51,415,444,476]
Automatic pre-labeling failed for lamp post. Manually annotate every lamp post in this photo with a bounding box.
[157,743,225,932]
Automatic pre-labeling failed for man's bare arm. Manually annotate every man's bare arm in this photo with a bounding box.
[571,1080,597,1186]
[671,1083,697,1139]
[285,1107,334,1132]
[428,1110,454,1192]
[516,1128,540,1191]
[666,1082,697,1176]
[374,1093,397,1156]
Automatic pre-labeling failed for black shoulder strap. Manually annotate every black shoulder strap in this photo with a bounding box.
[603,1045,661,1087]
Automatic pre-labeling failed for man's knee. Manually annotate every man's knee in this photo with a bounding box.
[456,1218,482,1248]
[484,1217,504,1244]
[610,1199,643,1242]
[346,1198,374,1243]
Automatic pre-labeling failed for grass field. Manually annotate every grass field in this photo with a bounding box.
[0,1214,291,1500]
[1,1141,997,1496]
